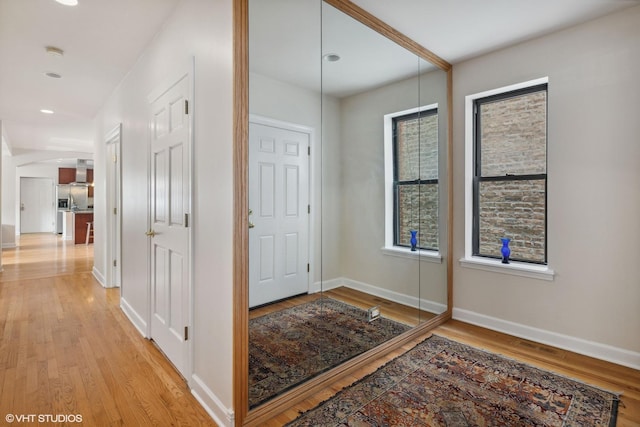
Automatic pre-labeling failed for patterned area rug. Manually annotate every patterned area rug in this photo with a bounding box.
[249,298,411,408]
[288,335,619,426]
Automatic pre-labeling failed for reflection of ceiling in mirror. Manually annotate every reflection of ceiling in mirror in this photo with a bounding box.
[249,0,439,99]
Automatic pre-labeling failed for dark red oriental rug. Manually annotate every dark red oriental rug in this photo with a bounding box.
[288,335,619,426]
[249,298,411,409]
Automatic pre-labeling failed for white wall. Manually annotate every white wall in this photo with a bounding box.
[452,5,640,368]
[93,0,234,424]
[1,153,14,229]
[0,121,3,263]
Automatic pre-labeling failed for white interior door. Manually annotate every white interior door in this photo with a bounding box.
[20,177,55,233]
[249,119,310,307]
[106,126,122,288]
[148,72,192,378]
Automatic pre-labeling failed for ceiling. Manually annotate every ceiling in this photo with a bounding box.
[2,0,638,158]
[0,0,178,158]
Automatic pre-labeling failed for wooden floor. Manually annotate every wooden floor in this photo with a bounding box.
[3,234,639,426]
[0,234,216,426]
[250,286,438,326]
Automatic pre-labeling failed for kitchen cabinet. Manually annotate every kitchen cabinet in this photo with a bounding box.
[73,212,94,244]
[58,168,76,184]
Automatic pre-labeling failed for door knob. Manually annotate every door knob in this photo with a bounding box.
[249,221,255,229]
[145,229,156,237]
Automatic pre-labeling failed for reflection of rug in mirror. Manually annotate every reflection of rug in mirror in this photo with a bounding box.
[288,335,620,426]
[249,297,411,408]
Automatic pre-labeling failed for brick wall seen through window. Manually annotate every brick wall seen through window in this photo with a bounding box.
[394,110,438,250]
[474,85,547,264]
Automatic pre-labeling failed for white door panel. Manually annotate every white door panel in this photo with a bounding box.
[20,177,54,234]
[249,120,310,307]
[149,73,191,379]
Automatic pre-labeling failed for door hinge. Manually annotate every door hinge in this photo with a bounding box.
[185,100,189,115]
[308,146,310,156]
[113,154,118,163]
[184,326,189,341]
[307,263,310,273]
[113,259,117,267]
[184,213,189,227]
[308,205,310,214]
[113,207,117,215]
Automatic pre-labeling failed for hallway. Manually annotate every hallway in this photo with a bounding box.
[0,234,216,425]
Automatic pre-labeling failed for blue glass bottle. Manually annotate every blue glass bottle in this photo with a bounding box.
[501,238,511,264]
[410,230,418,252]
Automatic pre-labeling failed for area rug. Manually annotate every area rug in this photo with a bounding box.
[249,298,411,408]
[288,335,619,426]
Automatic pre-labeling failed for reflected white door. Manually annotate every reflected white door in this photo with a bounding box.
[249,119,310,307]
[20,177,54,233]
[148,73,192,378]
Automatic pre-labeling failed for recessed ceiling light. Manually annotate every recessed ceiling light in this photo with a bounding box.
[323,53,341,62]
[45,72,62,79]
[40,109,54,114]
[55,0,78,6]
[46,46,64,57]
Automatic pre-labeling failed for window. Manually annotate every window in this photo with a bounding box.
[383,105,440,259]
[473,82,547,264]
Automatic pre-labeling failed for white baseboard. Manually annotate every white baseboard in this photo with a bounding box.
[191,374,234,427]
[92,267,107,287]
[312,278,343,294]
[120,297,149,338]
[2,243,16,249]
[318,277,447,315]
[453,307,640,371]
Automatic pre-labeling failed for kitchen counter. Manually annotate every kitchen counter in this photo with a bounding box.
[60,211,94,243]
[58,208,94,213]
[73,212,94,244]
[62,211,74,241]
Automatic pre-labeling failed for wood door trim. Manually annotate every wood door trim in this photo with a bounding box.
[323,0,451,72]
[233,0,453,424]
[233,0,250,423]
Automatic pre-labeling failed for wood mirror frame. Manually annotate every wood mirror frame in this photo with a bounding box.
[233,0,453,424]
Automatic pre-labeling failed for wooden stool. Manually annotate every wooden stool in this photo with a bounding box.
[85,221,94,245]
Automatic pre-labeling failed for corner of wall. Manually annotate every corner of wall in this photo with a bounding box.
[190,375,235,427]
[92,266,107,287]
[120,298,149,338]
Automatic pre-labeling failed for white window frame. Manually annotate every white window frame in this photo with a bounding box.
[382,103,441,263]
[460,77,554,280]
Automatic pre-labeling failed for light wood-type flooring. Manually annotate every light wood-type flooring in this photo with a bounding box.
[0,234,216,426]
[249,286,439,326]
[2,234,639,426]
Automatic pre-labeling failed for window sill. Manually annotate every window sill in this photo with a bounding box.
[459,256,554,281]
[381,246,442,263]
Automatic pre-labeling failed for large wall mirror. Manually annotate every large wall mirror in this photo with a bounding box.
[235,0,452,423]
